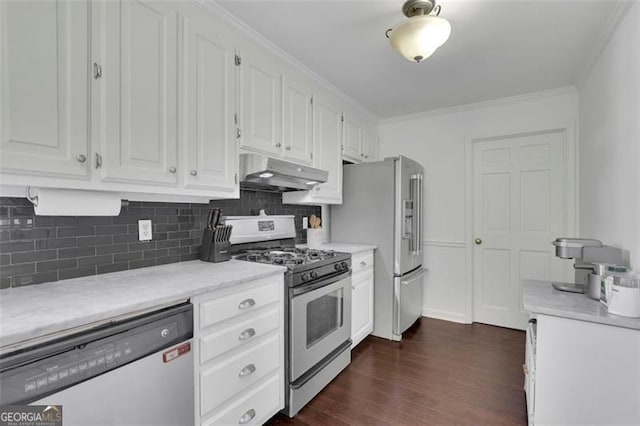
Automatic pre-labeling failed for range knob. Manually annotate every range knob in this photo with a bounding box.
[301,273,309,281]
[340,262,348,270]
[310,271,318,279]
[334,263,342,271]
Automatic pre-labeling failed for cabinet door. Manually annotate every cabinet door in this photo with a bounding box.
[311,96,342,202]
[282,77,312,165]
[351,270,374,348]
[363,130,379,163]
[342,115,362,163]
[96,0,179,185]
[181,9,237,192]
[1,0,89,178]
[239,50,282,156]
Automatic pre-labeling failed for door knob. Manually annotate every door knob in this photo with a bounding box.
[475,238,482,245]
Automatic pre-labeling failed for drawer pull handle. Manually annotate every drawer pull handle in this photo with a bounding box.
[359,261,367,267]
[238,363,256,378]
[238,328,256,341]
[239,408,256,424]
[238,298,256,310]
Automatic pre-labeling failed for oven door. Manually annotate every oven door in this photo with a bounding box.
[289,272,352,382]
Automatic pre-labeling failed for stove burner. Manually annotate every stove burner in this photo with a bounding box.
[233,247,341,267]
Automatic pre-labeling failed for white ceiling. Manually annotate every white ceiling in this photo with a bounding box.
[217,0,619,119]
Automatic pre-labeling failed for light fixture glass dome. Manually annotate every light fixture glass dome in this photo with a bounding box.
[389,15,451,62]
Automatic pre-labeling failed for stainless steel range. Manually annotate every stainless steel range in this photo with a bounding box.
[226,214,352,417]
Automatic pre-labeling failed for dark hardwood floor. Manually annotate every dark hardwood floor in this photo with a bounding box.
[269,318,527,426]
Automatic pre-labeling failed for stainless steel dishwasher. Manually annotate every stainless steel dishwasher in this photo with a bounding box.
[0,302,194,425]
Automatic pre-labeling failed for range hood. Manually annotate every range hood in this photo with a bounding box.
[239,153,328,192]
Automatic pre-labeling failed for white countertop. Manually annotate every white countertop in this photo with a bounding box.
[0,260,286,350]
[296,242,377,254]
[522,279,640,330]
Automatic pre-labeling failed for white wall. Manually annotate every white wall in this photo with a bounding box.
[579,2,640,271]
[379,89,578,323]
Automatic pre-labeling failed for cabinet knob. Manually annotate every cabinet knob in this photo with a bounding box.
[76,154,87,163]
[475,238,482,245]
[275,143,282,148]
[285,145,291,151]
[238,363,256,378]
[168,167,177,174]
[365,155,369,159]
[239,409,256,425]
[361,153,365,157]
[190,170,197,176]
[238,328,256,341]
[360,261,367,267]
[238,298,256,310]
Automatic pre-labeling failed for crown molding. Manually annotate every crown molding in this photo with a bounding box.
[197,0,379,125]
[575,0,635,89]
[380,86,578,125]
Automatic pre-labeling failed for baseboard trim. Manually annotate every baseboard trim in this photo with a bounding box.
[422,309,469,324]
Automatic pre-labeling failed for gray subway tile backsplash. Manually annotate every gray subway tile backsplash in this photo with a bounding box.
[0,190,320,288]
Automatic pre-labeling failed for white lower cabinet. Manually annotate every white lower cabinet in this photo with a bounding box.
[193,274,285,425]
[350,250,374,348]
[527,314,640,425]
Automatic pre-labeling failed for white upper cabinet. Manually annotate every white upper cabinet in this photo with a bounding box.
[282,76,313,165]
[180,5,237,193]
[95,0,179,186]
[363,130,379,162]
[0,0,90,178]
[342,115,363,163]
[238,49,283,157]
[283,93,342,205]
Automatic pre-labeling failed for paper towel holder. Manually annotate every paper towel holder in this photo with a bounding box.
[26,186,39,206]
[26,185,129,209]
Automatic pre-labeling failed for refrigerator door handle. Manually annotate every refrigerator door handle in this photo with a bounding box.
[410,174,423,255]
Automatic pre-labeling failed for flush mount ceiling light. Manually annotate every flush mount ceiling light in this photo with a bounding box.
[386,0,451,63]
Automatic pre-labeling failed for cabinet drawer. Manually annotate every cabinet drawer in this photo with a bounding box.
[200,334,279,416]
[352,251,373,274]
[200,308,279,364]
[203,373,281,426]
[200,281,279,329]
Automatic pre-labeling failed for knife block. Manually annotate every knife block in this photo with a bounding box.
[200,228,231,263]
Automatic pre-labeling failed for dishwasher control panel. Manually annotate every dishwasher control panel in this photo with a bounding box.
[0,303,192,405]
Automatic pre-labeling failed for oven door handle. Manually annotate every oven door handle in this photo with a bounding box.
[291,271,352,297]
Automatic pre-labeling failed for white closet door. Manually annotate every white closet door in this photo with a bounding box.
[97,0,178,185]
[1,0,90,178]
[473,130,567,330]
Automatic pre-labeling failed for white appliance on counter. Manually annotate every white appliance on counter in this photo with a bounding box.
[0,303,194,426]
[331,156,424,341]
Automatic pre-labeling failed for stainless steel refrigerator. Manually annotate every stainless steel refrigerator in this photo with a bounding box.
[331,156,424,341]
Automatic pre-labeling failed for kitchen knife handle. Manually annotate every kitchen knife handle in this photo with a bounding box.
[211,208,221,228]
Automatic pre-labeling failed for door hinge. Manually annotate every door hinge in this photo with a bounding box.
[234,173,238,184]
[310,97,313,106]
[341,114,344,123]
[234,54,241,66]
[95,153,103,169]
[310,152,313,160]
[234,113,238,125]
[236,128,241,139]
